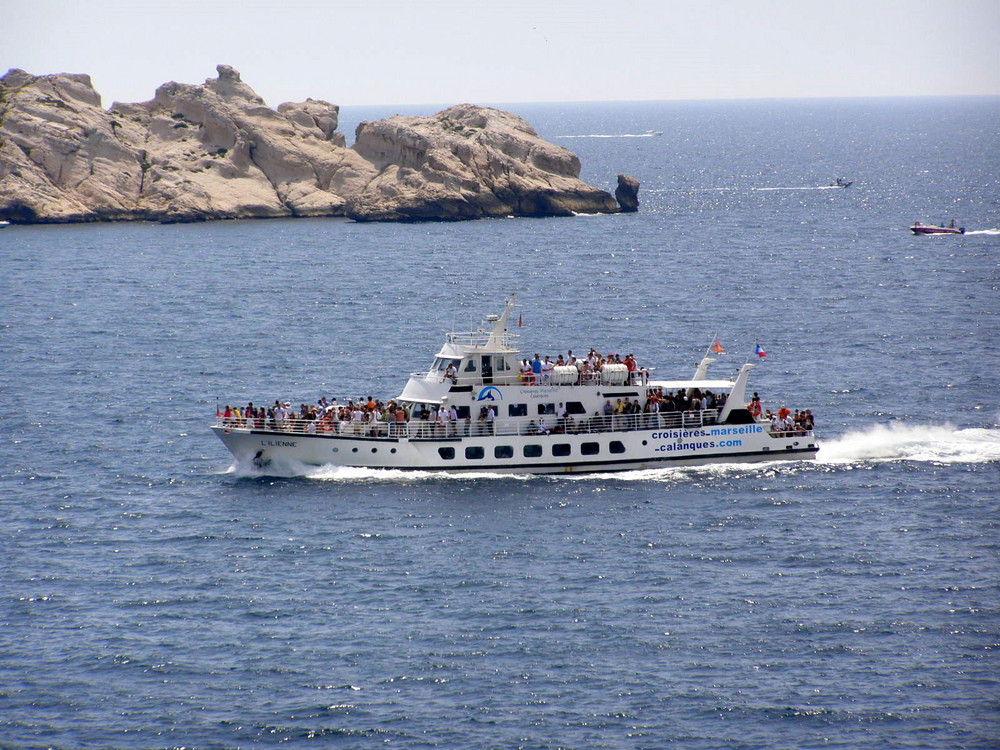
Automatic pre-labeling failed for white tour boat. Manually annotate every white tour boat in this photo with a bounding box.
[212,297,818,474]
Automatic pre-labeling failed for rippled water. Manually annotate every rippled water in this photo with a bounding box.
[2,97,999,748]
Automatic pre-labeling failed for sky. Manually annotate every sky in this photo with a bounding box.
[4,0,999,109]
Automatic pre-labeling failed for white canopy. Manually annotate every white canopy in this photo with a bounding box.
[647,379,735,391]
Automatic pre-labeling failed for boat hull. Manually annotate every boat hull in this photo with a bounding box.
[910,225,964,235]
[213,424,818,475]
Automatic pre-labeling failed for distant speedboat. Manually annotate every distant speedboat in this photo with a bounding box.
[0,220,9,227]
[831,178,852,188]
[645,130,663,136]
[910,221,965,235]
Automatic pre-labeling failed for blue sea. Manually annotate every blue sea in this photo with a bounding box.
[2,97,999,749]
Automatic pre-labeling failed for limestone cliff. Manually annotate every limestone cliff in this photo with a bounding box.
[0,66,637,224]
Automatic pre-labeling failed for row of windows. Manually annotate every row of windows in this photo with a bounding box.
[507,401,587,417]
[438,441,627,461]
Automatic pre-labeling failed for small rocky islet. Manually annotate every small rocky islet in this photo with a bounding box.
[0,65,638,224]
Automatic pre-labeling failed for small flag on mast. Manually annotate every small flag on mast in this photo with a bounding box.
[712,338,724,354]
[754,342,767,358]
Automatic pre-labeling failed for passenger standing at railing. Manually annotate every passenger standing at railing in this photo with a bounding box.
[486,405,496,435]
[520,359,533,385]
[352,403,365,435]
[531,354,542,385]
[541,356,554,384]
[624,354,637,383]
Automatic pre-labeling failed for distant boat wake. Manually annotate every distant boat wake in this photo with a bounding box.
[645,185,852,194]
[964,228,1000,235]
[753,185,846,191]
[555,132,663,139]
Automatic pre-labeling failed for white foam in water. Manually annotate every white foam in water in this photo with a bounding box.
[964,228,1000,235]
[304,464,534,482]
[818,423,1000,464]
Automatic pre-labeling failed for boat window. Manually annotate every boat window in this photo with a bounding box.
[537,403,555,415]
[581,442,600,456]
[493,356,510,372]
[552,443,571,457]
[566,401,587,415]
[463,358,478,372]
[494,445,514,459]
[523,444,542,458]
[508,404,528,417]
[438,447,455,460]
[433,357,461,372]
[465,446,485,459]
[455,406,470,419]
[609,441,626,454]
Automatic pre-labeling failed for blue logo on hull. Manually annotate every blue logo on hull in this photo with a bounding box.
[477,386,503,401]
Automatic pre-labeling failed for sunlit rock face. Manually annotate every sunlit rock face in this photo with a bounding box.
[0,66,636,224]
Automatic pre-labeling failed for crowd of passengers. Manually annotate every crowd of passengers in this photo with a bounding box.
[218,388,814,437]
[509,349,647,385]
[440,349,648,385]
[748,393,815,435]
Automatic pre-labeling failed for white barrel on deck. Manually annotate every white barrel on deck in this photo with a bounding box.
[600,363,629,385]
[550,365,579,385]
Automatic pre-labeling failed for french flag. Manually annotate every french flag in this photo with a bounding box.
[754,343,767,358]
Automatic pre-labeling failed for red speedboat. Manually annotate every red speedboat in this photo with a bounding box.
[911,221,965,235]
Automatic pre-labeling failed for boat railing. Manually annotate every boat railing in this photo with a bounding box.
[411,369,651,388]
[444,330,519,348]
[214,408,725,439]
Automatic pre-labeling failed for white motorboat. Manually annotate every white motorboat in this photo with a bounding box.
[212,297,818,474]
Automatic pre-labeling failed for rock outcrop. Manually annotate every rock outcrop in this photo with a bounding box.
[346,104,619,221]
[0,66,638,224]
[615,173,640,213]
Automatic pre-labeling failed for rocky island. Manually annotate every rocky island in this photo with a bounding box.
[0,65,638,224]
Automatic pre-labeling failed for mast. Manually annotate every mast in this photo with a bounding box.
[484,294,516,351]
[717,363,756,423]
[692,334,722,380]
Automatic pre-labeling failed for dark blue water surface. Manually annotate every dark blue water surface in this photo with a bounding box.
[2,98,999,749]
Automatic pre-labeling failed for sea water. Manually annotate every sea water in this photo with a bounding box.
[1,97,998,749]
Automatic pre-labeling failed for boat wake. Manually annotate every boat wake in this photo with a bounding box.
[554,132,663,139]
[817,422,1000,464]
[226,455,532,482]
[964,228,1000,235]
[645,185,850,194]
[753,185,846,191]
